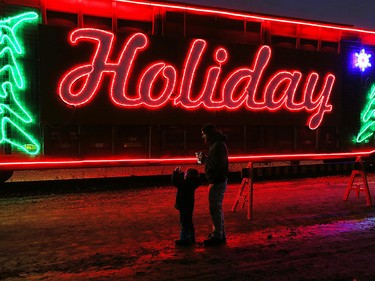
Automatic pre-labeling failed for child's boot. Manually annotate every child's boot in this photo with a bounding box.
[175,229,193,246]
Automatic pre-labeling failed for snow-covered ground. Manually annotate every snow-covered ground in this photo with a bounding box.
[0,174,374,280]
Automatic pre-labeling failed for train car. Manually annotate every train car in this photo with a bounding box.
[1,0,375,181]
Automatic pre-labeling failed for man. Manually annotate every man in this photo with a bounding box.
[200,123,229,246]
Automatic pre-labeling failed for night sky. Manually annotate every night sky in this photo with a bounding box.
[169,0,375,30]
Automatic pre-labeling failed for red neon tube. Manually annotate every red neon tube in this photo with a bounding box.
[115,0,375,35]
[0,149,374,170]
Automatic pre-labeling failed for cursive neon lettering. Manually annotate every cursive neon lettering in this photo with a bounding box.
[138,62,177,107]
[303,73,335,129]
[199,48,228,108]
[58,29,337,129]
[174,39,206,107]
[264,71,302,111]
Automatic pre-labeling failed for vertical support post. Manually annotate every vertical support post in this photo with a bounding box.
[183,126,187,154]
[148,125,152,158]
[111,126,115,154]
[78,124,81,155]
[247,162,254,220]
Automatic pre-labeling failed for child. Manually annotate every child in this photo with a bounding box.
[172,166,201,246]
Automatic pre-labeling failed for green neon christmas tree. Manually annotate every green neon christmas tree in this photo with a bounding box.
[0,11,40,155]
[356,84,375,143]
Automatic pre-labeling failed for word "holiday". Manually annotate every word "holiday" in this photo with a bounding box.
[58,28,336,129]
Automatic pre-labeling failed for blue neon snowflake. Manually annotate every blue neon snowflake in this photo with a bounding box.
[355,49,372,72]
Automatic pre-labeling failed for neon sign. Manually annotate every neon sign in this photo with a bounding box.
[354,49,372,72]
[0,12,40,155]
[356,84,375,143]
[58,28,336,130]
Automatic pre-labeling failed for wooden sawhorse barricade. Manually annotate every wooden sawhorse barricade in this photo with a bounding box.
[231,156,373,220]
[344,156,373,207]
